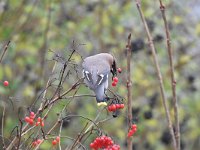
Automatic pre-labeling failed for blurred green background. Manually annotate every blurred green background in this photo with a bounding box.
[0,0,200,149]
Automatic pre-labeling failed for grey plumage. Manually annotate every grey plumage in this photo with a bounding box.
[82,53,116,103]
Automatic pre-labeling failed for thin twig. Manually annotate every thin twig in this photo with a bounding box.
[1,103,6,150]
[77,128,95,150]
[58,120,63,150]
[84,109,103,134]
[34,121,60,150]
[62,115,101,135]
[158,1,180,149]
[40,0,52,74]
[63,94,95,99]
[63,135,86,150]
[34,103,68,150]
[50,46,77,100]
[45,78,84,108]
[42,61,57,101]
[16,119,23,150]
[35,60,58,119]
[126,33,133,150]
[135,1,177,149]
[0,41,11,63]
[69,123,89,150]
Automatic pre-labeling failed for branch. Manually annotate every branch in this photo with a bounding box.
[126,33,132,150]
[159,1,180,149]
[6,78,83,150]
[44,77,84,108]
[39,0,52,74]
[69,123,89,150]
[0,41,11,63]
[1,103,6,149]
[135,1,177,149]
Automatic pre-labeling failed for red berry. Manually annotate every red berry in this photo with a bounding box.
[117,68,122,73]
[30,111,35,116]
[37,117,41,122]
[93,140,99,148]
[128,129,135,137]
[127,132,132,137]
[52,140,57,146]
[32,141,37,147]
[90,142,95,148]
[128,125,137,137]
[132,124,137,129]
[25,116,31,123]
[56,136,60,142]
[109,104,116,111]
[35,122,40,126]
[113,77,118,83]
[119,103,125,109]
[111,81,117,87]
[29,119,34,125]
[30,115,35,119]
[41,121,44,127]
[112,104,117,111]
[106,136,112,142]
[115,104,121,109]
[3,81,9,86]
[107,144,120,150]
[132,127,137,133]
[30,111,35,118]
[37,139,42,144]
[108,105,113,112]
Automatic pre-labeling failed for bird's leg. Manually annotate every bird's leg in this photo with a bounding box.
[104,90,110,102]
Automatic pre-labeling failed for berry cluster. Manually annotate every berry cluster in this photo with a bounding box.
[24,112,44,126]
[111,77,118,87]
[90,135,120,150]
[32,139,42,147]
[35,117,44,127]
[25,112,36,125]
[52,136,60,146]
[108,103,124,112]
[111,68,122,87]
[127,124,137,137]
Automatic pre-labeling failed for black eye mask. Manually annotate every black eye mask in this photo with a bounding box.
[111,60,117,79]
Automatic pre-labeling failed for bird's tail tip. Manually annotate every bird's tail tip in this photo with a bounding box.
[97,102,107,107]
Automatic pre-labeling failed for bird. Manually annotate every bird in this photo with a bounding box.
[82,53,117,105]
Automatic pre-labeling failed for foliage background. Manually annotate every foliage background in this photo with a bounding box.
[0,0,200,149]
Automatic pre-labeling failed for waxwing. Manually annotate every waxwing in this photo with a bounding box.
[82,53,117,104]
